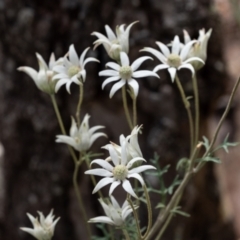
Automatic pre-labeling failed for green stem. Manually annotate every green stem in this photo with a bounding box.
[50,94,78,164]
[122,86,133,130]
[127,195,142,239]
[148,77,240,239]
[155,213,173,240]
[76,84,84,127]
[175,75,194,156]
[192,74,199,147]
[133,96,137,127]
[143,185,152,239]
[146,145,200,240]
[73,160,91,239]
[122,228,131,240]
[84,153,104,199]
[195,77,240,172]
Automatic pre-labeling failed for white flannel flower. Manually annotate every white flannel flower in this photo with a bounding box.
[56,114,106,152]
[20,209,60,240]
[183,28,212,70]
[85,141,156,198]
[18,53,63,94]
[92,21,138,61]
[53,44,99,93]
[99,52,159,98]
[89,196,136,226]
[141,36,204,82]
[104,125,143,162]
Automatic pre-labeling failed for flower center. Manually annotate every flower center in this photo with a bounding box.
[68,65,80,77]
[119,66,132,80]
[74,137,80,144]
[167,54,181,68]
[113,165,128,181]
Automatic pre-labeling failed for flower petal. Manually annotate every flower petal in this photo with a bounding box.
[120,52,129,66]
[18,66,38,86]
[102,76,120,89]
[167,67,177,82]
[89,132,107,148]
[122,179,138,198]
[178,63,195,76]
[53,66,66,74]
[106,62,120,71]
[83,57,99,68]
[69,44,79,66]
[89,126,105,135]
[55,79,68,92]
[128,165,156,174]
[92,177,114,193]
[88,216,115,225]
[131,56,152,71]
[172,36,181,55]
[127,78,139,97]
[56,135,77,149]
[128,172,145,186]
[105,25,117,41]
[99,69,119,77]
[184,57,205,65]
[110,195,121,209]
[109,79,126,98]
[153,64,169,73]
[180,40,196,60]
[109,145,120,166]
[79,47,90,66]
[85,168,113,177]
[109,181,121,195]
[127,157,146,169]
[91,159,114,171]
[155,41,170,57]
[132,70,159,79]
[141,47,167,63]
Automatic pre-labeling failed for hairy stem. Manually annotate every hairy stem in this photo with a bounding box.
[84,153,104,199]
[146,145,200,239]
[122,86,133,130]
[122,228,131,240]
[143,184,152,239]
[76,84,84,127]
[195,77,240,172]
[50,94,78,164]
[133,96,137,127]
[192,74,199,147]
[175,75,194,156]
[127,195,142,239]
[73,160,91,239]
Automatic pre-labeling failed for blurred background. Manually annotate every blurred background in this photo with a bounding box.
[1,0,240,239]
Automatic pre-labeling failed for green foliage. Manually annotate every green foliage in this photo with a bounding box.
[213,133,239,153]
[170,206,190,217]
[176,157,189,171]
[202,134,238,154]
[144,153,181,206]
[92,223,113,240]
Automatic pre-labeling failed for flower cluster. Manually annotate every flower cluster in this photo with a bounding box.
[18,44,98,94]
[99,52,159,98]
[18,21,213,235]
[56,114,106,152]
[18,53,63,95]
[89,196,137,226]
[85,126,156,199]
[92,21,138,61]
[20,210,60,240]
[53,45,99,93]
